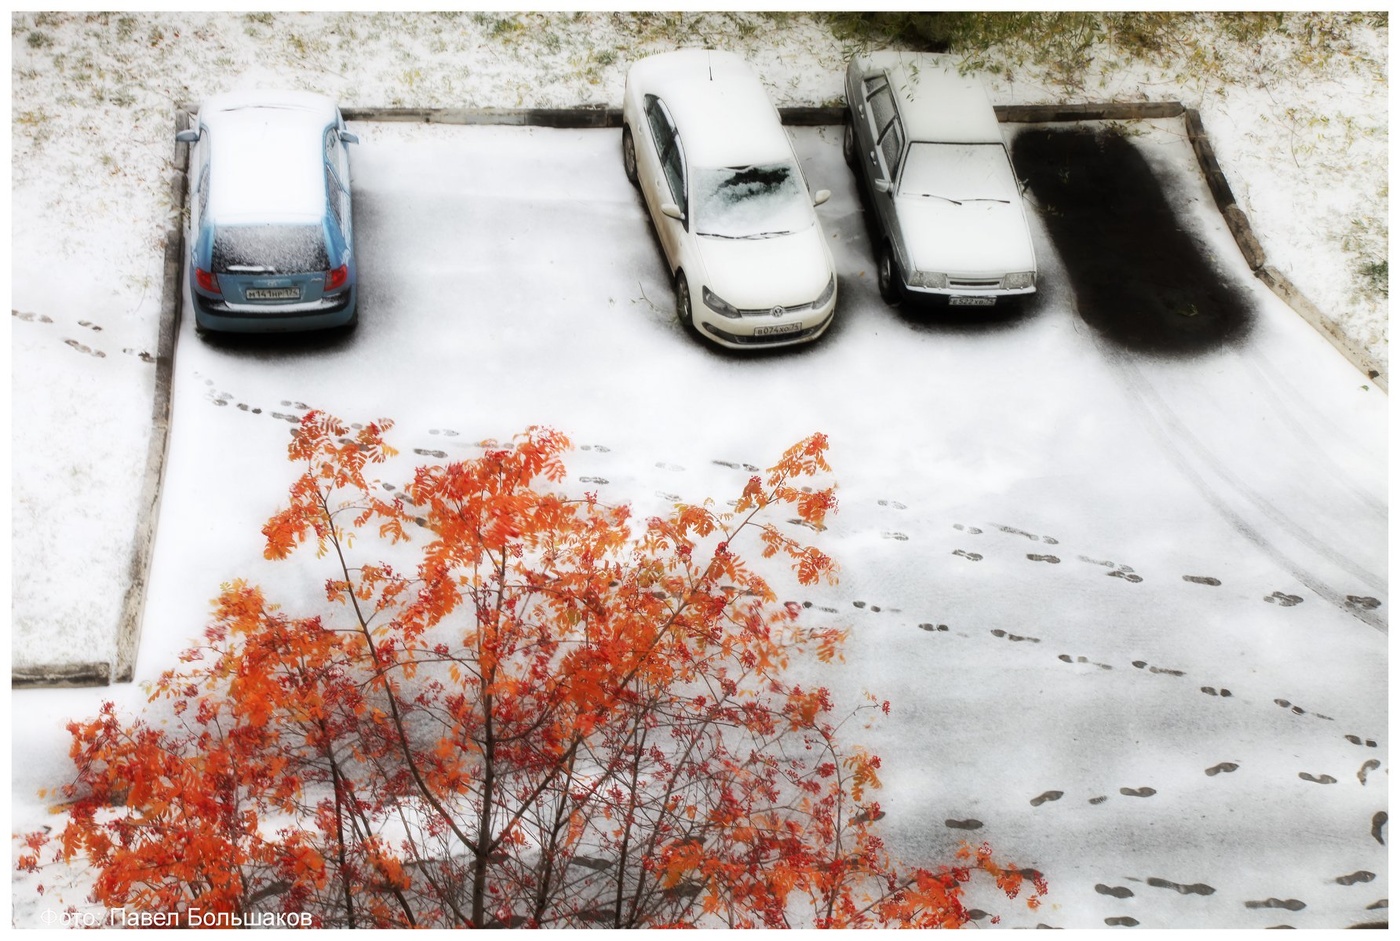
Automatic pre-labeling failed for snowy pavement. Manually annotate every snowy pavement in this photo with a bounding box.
[11,120,1386,929]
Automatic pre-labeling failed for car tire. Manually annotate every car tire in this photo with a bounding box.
[675,271,694,331]
[622,126,639,188]
[877,243,903,305]
[843,112,857,169]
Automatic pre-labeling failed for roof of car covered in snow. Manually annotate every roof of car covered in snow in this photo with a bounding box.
[628,49,795,168]
[850,52,1004,145]
[197,90,340,224]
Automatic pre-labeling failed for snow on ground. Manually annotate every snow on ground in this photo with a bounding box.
[7,10,1389,931]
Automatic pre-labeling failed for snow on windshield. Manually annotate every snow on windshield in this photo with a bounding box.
[899,143,1019,203]
[212,224,329,274]
[694,163,812,239]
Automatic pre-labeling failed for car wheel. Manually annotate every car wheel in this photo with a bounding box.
[675,271,694,331]
[877,243,903,305]
[622,126,639,188]
[842,112,857,169]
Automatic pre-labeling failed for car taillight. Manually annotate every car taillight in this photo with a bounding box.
[325,264,348,292]
[195,268,220,294]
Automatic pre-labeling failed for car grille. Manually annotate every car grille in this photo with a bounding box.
[948,277,1003,289]
[736,300,815,318]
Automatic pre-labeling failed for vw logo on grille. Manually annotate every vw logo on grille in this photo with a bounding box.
[771,306,785,318]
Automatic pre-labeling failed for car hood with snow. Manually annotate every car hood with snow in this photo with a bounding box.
[694,223,833,310]
[895,197,1037,276]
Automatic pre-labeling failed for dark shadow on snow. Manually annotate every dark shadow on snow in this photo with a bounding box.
[1013,126,1254,355]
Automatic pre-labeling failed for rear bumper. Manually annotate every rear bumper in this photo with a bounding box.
[192,287,356,333]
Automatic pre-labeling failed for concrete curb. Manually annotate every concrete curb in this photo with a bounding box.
[19,96,1374,688]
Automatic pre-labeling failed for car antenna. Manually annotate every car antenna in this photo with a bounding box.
[708,51,713,81]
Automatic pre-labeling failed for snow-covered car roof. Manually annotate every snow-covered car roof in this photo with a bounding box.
[852,52,1003,145]
[629,49,794,168]
[198,90,340,225]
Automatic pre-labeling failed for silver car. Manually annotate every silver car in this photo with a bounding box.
[844,52,1037,307]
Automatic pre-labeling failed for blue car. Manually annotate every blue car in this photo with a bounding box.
[177,90,359,333]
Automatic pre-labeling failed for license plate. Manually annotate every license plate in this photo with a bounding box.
[246,287,301,300]
[754,322,801,337]
[949,296,996,307]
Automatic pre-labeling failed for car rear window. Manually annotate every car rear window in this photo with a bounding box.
[211,224,329,274]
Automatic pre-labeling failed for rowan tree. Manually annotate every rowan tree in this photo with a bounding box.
[22,412,1046,927]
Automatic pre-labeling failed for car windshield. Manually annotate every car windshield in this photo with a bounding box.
[212,224,329,274]
[693,162,813,239]
[899,143,1019,203]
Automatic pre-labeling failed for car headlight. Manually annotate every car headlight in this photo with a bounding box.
[1003,271,1035,290]
[702,286,742,319]
[814,274,836,307]
[908,270,947,289]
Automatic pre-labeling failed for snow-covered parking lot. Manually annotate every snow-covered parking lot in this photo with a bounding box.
[13,116,1387,929]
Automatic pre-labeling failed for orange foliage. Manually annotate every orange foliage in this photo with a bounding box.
[25,412,1044,927]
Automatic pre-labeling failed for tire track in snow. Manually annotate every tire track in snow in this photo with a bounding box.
[1110,355,1386,632]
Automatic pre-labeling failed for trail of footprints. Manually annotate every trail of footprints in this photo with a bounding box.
[14,309,156,362]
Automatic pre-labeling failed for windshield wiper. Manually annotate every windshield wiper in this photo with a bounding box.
[912,193,962,205]
[961,197,1011,204]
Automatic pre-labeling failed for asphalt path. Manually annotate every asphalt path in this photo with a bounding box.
[152,122,1388,928]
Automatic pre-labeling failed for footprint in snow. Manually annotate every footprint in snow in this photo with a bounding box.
[271,412,302,424]
[1347,595,1382,611]
[944,818,982,830]
[1059,654,1113,670]
[279,400,311,410]
[1095,884,1134,898]
[1147,877,1214,896]
[428,428,459,437]
[1089,795,1109,805]
[78,320,102,331]
[1200,686,1233,697]
[991,628,1039,643]
[1104,916,1139,927]
[877,499,907,509]
[579,443,611,452]
[1265,591,1303,606]
[1183,575,1222,586]
[1335,871,1376,886]
[655,462,684,471]
[64,338,106,358]
[1372,811,1387,845]
[1245,898,1306,911]
[882,531,908,541]
[997,524,1058,544]
[12,309,53,323]
[1132,660,1184,677]
[1027,553,1060,564]
[953,549,982,561]
[1345,734,1380,748]
[413,448,448,459]
[579,476,609,485]
[1029,790,1063,807]
[122,347,156,363]
[1205,762,1238,776]
[1108,568,1144,583]
[1357,759,1381,785]
[1298,772,1337,785]
[918,623,950,633]
[1120,787,1156,798]
[656,491,682,502]
[1275,698,1333,721]
[953,523,982,534]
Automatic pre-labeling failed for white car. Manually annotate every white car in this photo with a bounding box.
[622,49,837,349]
[844,52,1037,307]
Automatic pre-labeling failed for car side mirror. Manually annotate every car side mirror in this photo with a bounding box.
[339,130,360,145]
[175,129,199,143]
[660,202,683,221]
[812,189,831,207]
[873,179,891,194]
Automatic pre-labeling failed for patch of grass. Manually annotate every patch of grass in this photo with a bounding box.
[26,30,53,49]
